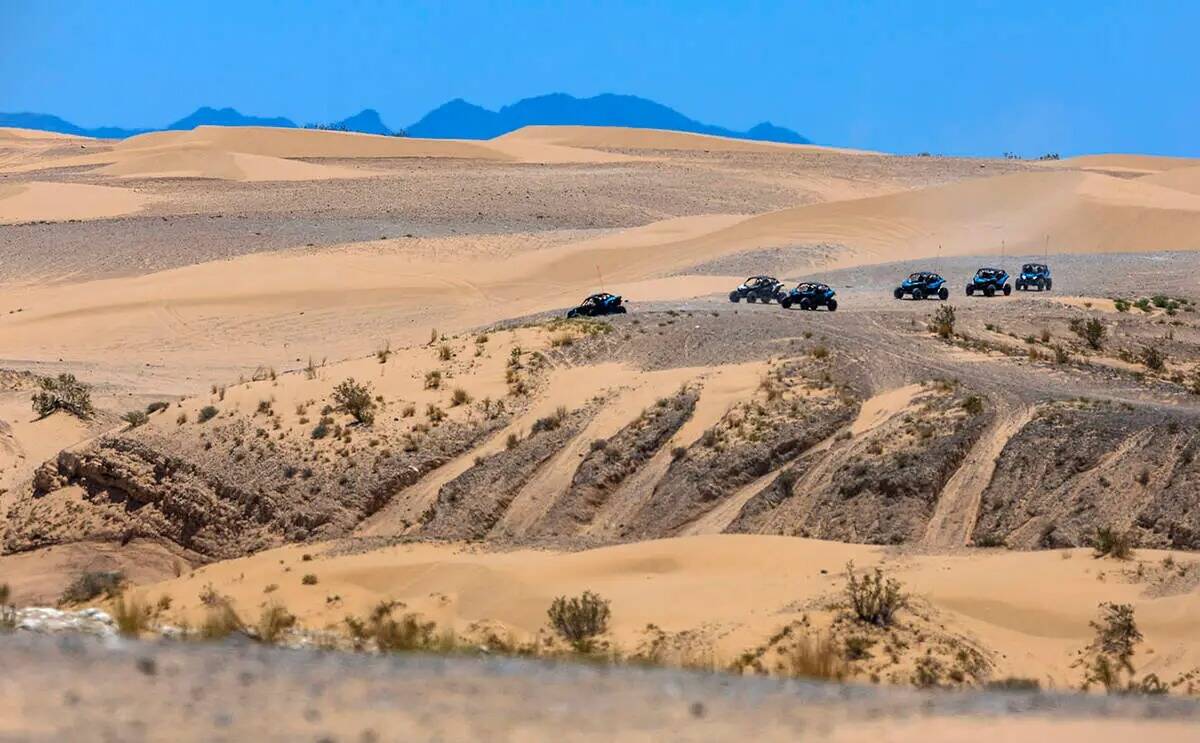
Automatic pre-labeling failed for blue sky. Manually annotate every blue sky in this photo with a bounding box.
[3,0,1197,156]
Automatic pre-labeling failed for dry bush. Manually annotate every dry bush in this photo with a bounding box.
[121,410,149,429]
[346,602,440,653]
[844,561,906,627]
[810,344,829,360]
[332,378,376,425]
[376,341,391,364]
[547,591,611,651]
[301,573,318,585]
[112,593,152,637]
[1077,602,1163,694]
[424,370,442,389]
[200,604,244,640]
[532,405,569,433]
[1069,317,1106,350]
[60,571,123,604]
[256,603,296,644]
[780,635,846,680]
[505,432,520,450]
[31,373,94,419]
[1140,345,1166,371]
[450,387,472,407]
[426,404,445,423]
[1092,527,1134,560]
[961,394,984,415]
[1,584,15,631]
[438,344,453,361]
[198,405,219,423]
[146,401,170,415]
[929,305,956,338]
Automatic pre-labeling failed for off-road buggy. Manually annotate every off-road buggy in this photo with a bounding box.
[965,267,1011,297]
[780,282,837,311]
[894,271,949,300]
[729,275,786,304]
[566,292,627,318]
[1015,263,1052,291]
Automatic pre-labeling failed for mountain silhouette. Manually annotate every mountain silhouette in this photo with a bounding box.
[166,107,296,130]
[0,112,144,139]
[407,93,809,143]
[0,94,807,144]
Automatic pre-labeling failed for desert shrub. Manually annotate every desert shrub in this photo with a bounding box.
[843,635,874,661]
[31,373,94,419]
[301,574,318,585]
[200,604,244,640]
[929,305,956,338]
[424,370,442,389]
[1069,317,1106,350]
[670,445,687,460]
[547,591,611,651]
[256,399,273,415]
[450,387,472,407]
[913,654,944,688]
[986,677,1041,692]
[1092,527,1134,560]
[1040,328,1052,343]
[1134,298,1151,312]
[0,584,13,631]
[332,378,376,425]
[376,341,391,364]
[844,561,906,627]
[781,634,845,680]
[112,593,152,637]
[60,571,123,604]
[426,404,445,422]
[505,432,520,450]
[1140,345,1165,371]
[121,410,149,429]
[256,603,296,644]
[146,401,170,415]
[198,405,219,423]
[1113,298,1130,312]
[346,602,441,653]
[532,405,569,434]
[1080,602,1143,692]
[311,422,330,439]
[438,344,453,361]
[810,344,829,360]
[1053,345,1070,364]
[961,395,984,415]
[550,332,575,348]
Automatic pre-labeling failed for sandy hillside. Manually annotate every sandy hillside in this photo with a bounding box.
[125,534,1200,689]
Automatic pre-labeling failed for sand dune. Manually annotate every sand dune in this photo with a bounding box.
[97,144,375,181]
[0,181,154,223]
[501,125,874,154]
[1140,164,1200,196]
[135,534,1200,687]
[0,127,89,141]
[1055,153,1200,174]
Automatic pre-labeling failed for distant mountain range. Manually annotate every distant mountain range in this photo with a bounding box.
[0,94,808,144]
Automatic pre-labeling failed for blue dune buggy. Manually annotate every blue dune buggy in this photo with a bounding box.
[780,282,837,311]
[965,268,1011,297]
[566,292,627,318]
[729,275,786,304]
[1015,263,1052,292]
[894,271,949,301]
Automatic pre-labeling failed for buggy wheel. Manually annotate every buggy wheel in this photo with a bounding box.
[893,287,904,300]
[984,285,995,297]
[747,296,756,303]
[729,291,741,303]
[912,288,925,301]
[966,286,975,296]
[1003,284,1012,296]
[1016,281,1025,291]
[761,294,772,304]
[826,299,838,312]
[614,306,627,314]
[780,297,792,309]
[799,298,814,311]
[938,287,949,301]
[1046,278,1052,291]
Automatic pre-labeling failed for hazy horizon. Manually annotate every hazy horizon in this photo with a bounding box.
[3,0,1198,156]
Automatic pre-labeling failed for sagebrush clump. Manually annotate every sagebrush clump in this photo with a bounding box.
[31,373,94,419]
[844,561,906,627]
[332,378,376,425]
[929,305,956,338]
[547,591,611,651]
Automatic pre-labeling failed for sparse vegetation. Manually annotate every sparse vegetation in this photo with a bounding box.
[532,405,569,433]
[424,370,442,389]
[547,591,611,652]
[198,405,219,423]
[376,341,391,364]
[505,432,520,450]
[929,305,956,338]
[438,343,453,361]
[1069,317,1106,350]
[844,561,906,627]
[780,634,846,680]
[121,409,149,429]
[301,574,318,585]
[1092,527,1134,560]
[450,387,472,406]
[1078,602,1162,694]
[200,604,243,640]
[1140,344,1166,371]
[31,373,94,419]
[332,378,376,425]
[256,603,296,643]
[60,571,123,604]
[111,593,152,637]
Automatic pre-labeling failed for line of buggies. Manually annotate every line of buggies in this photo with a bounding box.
[564,263,1050,317]
[898,263,1051,300]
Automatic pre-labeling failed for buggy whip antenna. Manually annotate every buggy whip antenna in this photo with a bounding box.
[596,264,604,292]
